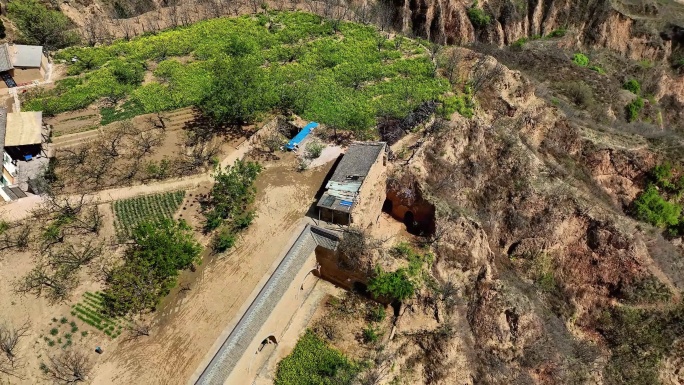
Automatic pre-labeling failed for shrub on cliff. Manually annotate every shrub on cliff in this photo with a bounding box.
[467,2,491,28]
[626,97,645,122]
[572,53,590,67]
[623,79,641,95]
[368,268,415,301]
[632,185,681,229]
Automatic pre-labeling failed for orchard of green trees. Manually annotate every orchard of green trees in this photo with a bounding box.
[23,12,453,135]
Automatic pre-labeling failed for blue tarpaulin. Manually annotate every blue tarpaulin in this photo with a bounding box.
[286,122,318,150]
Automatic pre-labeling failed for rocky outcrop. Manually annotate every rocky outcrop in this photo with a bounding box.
[396,0,684,62]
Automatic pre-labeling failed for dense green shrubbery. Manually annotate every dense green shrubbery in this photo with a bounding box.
[623,79,641,95]
[368,268,415,301]
[631,163,684,235]
[102,219,202,316]
[467,2,491,28]
[632,185,681,228]
[7,0,79,50]
[275,330,359,385]
[440,93,474,118]
[368,243,433,302]
[572,53,590,67]
[25,12,449,133]
[626,97,645,122]
[203,160,262,232]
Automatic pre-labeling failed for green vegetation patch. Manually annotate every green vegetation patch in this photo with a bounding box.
[70,292,127,338]
[113,191,185,240]
[275,330,359,385]
[572,53,590,67]
[623,79,641,95]
[598,304,684,385]
[369,243,432,302]
[631,163,684,235]
[204,160,262,233]
[467,1,491,28]
[24,12,449,134]
[626,97,645,122]
[103,219,202,316]
[7,0,79,50]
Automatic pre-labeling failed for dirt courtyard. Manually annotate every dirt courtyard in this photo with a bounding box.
[88,153,335,385]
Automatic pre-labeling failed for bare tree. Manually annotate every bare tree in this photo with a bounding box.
[16,259,77,303]
[206,0,225,18]
[113,19,135,41]
[44,350,92,384]
[374,0,394,32]
[131,129,162,157]
[0,320,30,378]
[60,147,90,168]
[303,0,319,14]
[98,120,138,158]
[125,319,151,341]
[438,48,462,84]
[352,1,375,24]
[82,15,101,47]
[469,54,504,96]
[248,0,261,13]
[336,227,384,272]
[168,5,180,28]
[0,222,31,251]
[47,241,104,273]
[322,0,349,33]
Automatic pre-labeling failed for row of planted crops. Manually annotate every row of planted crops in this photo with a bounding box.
[113,191,185,240]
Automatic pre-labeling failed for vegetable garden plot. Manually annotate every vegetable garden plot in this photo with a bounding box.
[113,191,185,240]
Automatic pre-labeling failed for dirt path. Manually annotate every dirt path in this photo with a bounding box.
[89,157,335,385]
[0,129,256,222]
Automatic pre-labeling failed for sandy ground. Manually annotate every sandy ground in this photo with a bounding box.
[88,154,335,385]
[306,145,343,169]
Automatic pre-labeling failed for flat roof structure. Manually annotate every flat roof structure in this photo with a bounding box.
[316,142,386,213]
[5,111,43,147]
[286,122,318,150]
[10,45,43,68]
[0,44,13,72]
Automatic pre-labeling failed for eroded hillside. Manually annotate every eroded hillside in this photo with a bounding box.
[298,44,684,385]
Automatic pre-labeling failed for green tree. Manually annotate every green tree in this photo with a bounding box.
[203,160,262,232]
[623,79,641,95]
[467,1,491,28]
[650,163,674,190]
[103,219,202,315]
[368,268,415,301]
[199,57,278,127]
[7,0,80,50]
[632,185,681,228]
